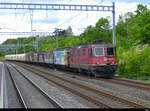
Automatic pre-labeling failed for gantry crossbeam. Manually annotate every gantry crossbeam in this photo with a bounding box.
[0,44,37,53]
[0,3,113,11]
[0,32,53,36]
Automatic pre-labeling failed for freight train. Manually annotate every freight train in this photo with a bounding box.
[5,42,117,77]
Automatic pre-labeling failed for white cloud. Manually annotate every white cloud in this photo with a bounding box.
[0,1,150,44]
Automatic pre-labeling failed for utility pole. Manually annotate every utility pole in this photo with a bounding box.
[30,10,33,32]
[55,28,59,48]
[56,32,58,48]
[36,35,39,52]
[16,45,17,54]
[24,46,25,53]
[112,2,116,46]
[17,37,20,54]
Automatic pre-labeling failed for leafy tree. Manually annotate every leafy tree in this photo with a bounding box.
[53,26,73,37]
[116,4,150,79]
[65,26,73,37]
[135,4,148,16]
[53,28,65,36]
[95,18,111,31]
[80,17,112,44]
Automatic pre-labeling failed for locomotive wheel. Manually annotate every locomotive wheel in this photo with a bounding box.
[87,71,91,77]
[91,70,99,77]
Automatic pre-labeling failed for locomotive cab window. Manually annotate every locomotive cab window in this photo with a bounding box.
[73,49,75,56]
[91,48,94,56]
[94,48,104,56]
[107,48,115,56]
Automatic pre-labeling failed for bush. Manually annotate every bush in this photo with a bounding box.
[117,45,150,79]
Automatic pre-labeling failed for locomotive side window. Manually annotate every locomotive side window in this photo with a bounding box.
[107,48,115,56]
[94,48,104,56]
[82,49,86,56]
[77,49,80,56]
[73,49,75,56]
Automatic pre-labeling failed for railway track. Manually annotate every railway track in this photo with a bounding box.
[5,63,63,108]
[13,62,148,108]
[5,64,27,108]
[11,63,111,108]
[114,77,150,88]
[62,69,150,91]
[37,64,150,91]
[98,77,150,91]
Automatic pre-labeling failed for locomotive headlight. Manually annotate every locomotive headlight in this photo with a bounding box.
[112,61,114,64]
[96,62,100,64]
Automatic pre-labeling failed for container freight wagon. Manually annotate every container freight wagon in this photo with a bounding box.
[26,53,34,62]
[54,50,70,69]
[38,51,45,63]
[5,54,26,61]
[44,50,54,64]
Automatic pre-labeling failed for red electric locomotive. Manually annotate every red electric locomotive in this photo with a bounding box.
[70,43,117,77]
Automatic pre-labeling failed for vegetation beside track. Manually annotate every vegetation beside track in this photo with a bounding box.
[116,4,150,80]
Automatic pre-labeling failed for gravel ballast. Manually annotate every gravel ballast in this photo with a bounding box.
[20,63,150,108]
[11,63,89,108]
[7,64,57,108]
[5,64,23,108]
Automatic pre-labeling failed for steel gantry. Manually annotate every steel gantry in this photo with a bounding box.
[0,44,37,54]
[0,32,53,36]
[0,2,116,47]
[0,2,114,11]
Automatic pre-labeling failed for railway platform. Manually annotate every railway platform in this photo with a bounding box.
[0,62,3,108]
[0,62,8,108]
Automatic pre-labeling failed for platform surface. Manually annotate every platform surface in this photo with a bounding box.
[0,62,3,108]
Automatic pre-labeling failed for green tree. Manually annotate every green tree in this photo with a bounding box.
[95,18,111,31]
[65,26,73,37]
[80,17,112,44]
[135,4,148,16]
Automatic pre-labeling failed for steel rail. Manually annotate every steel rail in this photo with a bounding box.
[9,63,63,108]
[17,63,148,108]
[35,64,150,91]
[114,77,150,87]
[44,67,150,91]
[98,78,150,91]
[5,64,27,108]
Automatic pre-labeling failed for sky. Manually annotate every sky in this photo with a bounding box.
[0,0,150,44]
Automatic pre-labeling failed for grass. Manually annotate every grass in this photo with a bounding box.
[135,77,150,83]
[0,57,5,61]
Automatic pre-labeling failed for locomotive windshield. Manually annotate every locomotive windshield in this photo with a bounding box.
[94,48,104,56]
[107,48,115,56]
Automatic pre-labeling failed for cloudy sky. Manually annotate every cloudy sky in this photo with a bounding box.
[0,0,149,43]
